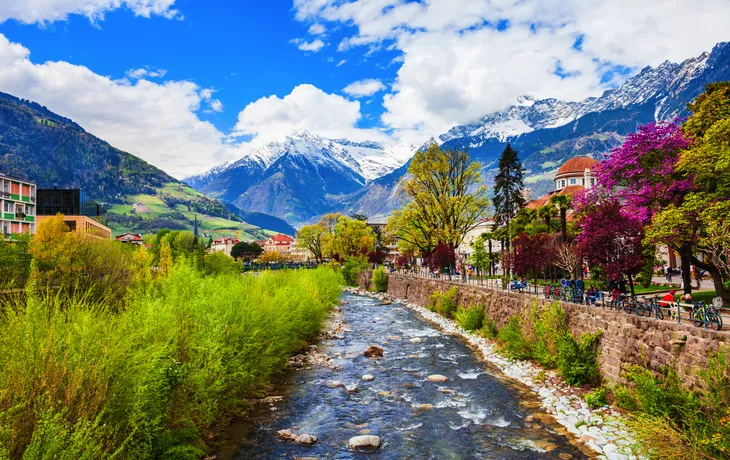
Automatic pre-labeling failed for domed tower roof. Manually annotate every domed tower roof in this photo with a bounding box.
[556,156,598,176]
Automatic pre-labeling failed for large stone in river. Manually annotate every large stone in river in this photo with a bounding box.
[409,337,423,343]
[348,435,381,450]
[326,380,344,389]
[362,374,375,381]
[364,346,384,358]
[295,433,318,445]
[427,374,449,383]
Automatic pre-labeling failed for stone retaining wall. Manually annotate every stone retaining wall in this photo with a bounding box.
[387,274,728,387]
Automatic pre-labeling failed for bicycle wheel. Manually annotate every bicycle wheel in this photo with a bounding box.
[654,306,664,320]
[622,300,634,314]
[690,309,704,328]
[639,303,652,317]
[709,313,722,331]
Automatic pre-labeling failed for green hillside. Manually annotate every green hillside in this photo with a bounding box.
[0,90,275,238]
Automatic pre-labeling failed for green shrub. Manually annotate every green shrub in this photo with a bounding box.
[455,304,485,331]
[613,385,639,411]
[372,266,388,292]
[479,318,499,339]
[556,331,602,386]
[428,287,458,319]
[0,263,343,458]
[584,387,608,409]
[498,317,533,360]
[531,303,566,368]
[341,256,369,286]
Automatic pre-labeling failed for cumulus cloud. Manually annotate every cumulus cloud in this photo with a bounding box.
[343,78,386,97]
[0,0,180,24]
[232,83,389,144]
[126,67,167,79]
[291,38,326,52]
[308,23,326,35]
[293,0,730,143]
[0,33,232,178]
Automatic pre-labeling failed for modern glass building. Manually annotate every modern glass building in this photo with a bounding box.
[36,188,111,239]
[0,173,36,237]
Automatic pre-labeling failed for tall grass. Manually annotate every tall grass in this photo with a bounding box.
[0,264,342,459]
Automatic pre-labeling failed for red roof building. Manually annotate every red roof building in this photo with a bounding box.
[264,233,294,253]
[116,232,144,245]
[527,156,598,212]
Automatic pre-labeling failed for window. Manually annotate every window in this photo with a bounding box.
[582,178,585,185]
[570,178,576,185]
[3,201,12,213]
[562,180,566,188]
[591,178,596,186]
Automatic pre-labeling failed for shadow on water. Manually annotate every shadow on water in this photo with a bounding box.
[221,293,593,459]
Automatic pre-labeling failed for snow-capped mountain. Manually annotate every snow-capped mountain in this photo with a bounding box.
[346,41,730,218]
[439,44,717,147]
[187,42,730,225]
[185,131,415,223]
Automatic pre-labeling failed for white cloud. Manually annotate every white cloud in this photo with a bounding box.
[126,67,167,79]
[343,78,386,97]
[308,23,326,35]
[208,99,224,113]
[336,59,347,67]
[0,0,180,24]
[291,38,326,52]
[293,0,730,144]
[232,83,389,144]
[0,33,232,178]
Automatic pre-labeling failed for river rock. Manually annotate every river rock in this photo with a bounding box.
[326,380,344,389]
[348,435,381,450]
[413,403,434,411]
[277,429,296,440]
[427,374,449,383]
[295,433,318,445]
[346,384,360,393]
[409,337,423,343]
[362,374,375,381]
[364,346,384,358]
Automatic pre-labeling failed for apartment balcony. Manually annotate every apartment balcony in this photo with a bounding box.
[15,212,26,220]
[0,191,10,199]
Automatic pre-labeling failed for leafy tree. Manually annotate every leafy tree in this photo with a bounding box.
[469,234,491,277]
[29,214,135,307]
[158,242,174,277]
[538,204,557,232]
[549,195,572,242]
[429,243,456,274]
[259,251,291,264]
[202,252,241,275]
[318,213,342,234]
[512,232,554,285]
[387,144,488,263]
[327,215,375,260]
[230,241,263,261]
[649,84,730,300]
[576,200,644,296]
[350,213,368,221]
[297,224,328,263]
[0,235,31,289]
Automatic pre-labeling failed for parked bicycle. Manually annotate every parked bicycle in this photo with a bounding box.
[689,302,723,331]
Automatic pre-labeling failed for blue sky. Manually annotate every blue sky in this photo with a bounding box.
[0,0,728,177]
[0,1,397,133]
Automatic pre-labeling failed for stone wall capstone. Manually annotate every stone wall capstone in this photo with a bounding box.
[387,274,728,387]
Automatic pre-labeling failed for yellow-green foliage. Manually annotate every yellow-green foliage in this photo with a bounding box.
[0,264,343,459]
[497,301,602,386]
[616,349,730,459]
[584,387,608,409]
[455,304,486,331]
[371,266,388,293]
[428,287,458,318]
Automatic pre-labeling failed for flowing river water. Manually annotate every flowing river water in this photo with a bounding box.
[221,292,594,459]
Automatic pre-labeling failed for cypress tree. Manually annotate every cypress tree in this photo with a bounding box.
[492,143,526,275]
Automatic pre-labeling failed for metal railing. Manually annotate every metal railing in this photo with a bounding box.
[391,270,729,332]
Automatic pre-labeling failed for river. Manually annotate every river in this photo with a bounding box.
[222,292,593,459]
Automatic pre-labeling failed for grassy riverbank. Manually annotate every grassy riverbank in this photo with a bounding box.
[0,265,342,459]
